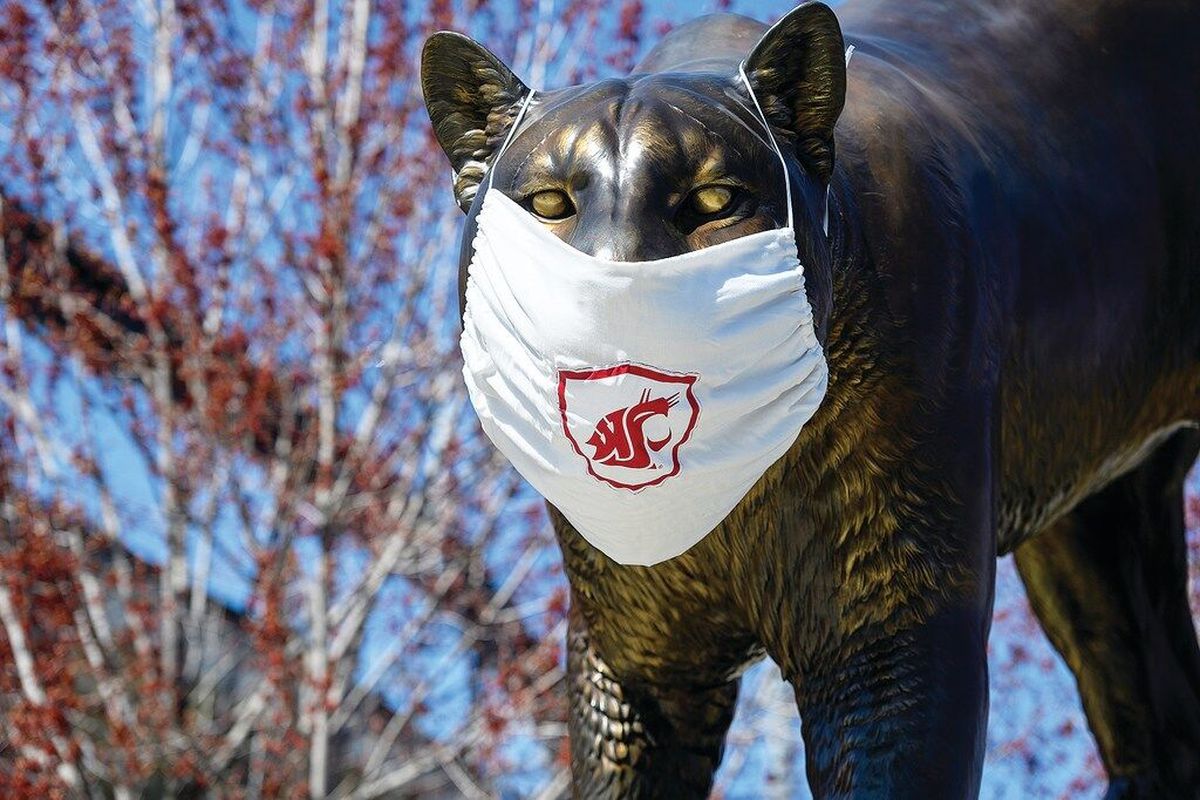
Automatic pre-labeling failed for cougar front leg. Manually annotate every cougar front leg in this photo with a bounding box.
[566,602,740,799]
[796,599,992,799]
[780,431,997,799]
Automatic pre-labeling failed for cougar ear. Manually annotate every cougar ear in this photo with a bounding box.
[421,32,531,212]
[743,2,846,183]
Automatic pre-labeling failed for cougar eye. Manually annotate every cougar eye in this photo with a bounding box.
[528,189,574,220]
[687,185,734,216]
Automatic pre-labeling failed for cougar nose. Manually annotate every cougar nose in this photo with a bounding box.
[589,242,618,261]
[589,239,630,261]
[567,215,647,261]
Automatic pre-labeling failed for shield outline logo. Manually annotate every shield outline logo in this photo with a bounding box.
[557,362,701,491]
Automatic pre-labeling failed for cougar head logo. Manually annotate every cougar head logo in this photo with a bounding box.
[586,389,681,470]
[558,363,699,491]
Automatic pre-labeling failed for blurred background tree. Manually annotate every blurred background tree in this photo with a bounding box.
[0,0,1195,798]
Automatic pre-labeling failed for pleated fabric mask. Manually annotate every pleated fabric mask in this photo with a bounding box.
[459,63,828,566]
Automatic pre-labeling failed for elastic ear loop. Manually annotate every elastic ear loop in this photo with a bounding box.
[737,61,796,230]
[738,44,855,237]
[483,90,537,192]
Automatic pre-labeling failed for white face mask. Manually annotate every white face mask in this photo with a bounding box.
[459,65,828,566]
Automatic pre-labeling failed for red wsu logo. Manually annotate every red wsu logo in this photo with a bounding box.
[587,388,678,470]
[558,363,700,491]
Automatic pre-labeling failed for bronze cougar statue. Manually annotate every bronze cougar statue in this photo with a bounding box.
[421,0,1200,796]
